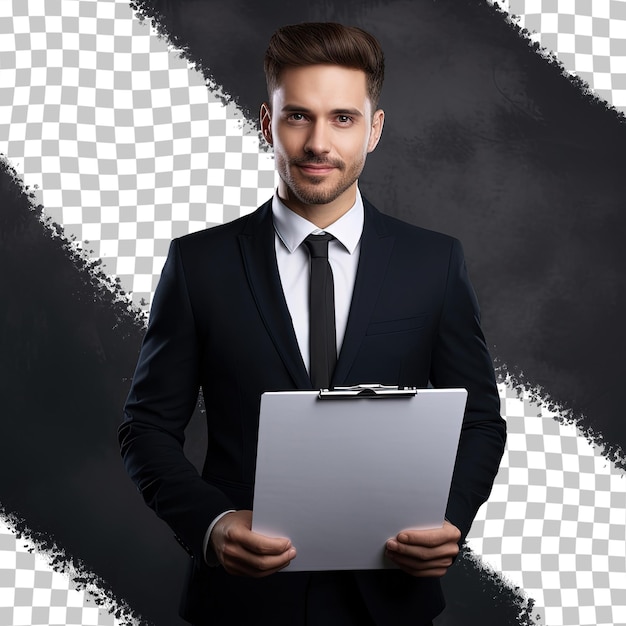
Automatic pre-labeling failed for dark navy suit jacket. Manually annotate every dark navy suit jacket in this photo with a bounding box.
[119,198,506,625]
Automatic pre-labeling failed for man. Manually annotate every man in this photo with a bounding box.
[119,22,506,626]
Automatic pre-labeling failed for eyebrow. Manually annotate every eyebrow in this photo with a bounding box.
[281,105,364,117]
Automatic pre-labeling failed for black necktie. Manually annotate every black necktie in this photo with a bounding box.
[304,233,337,389]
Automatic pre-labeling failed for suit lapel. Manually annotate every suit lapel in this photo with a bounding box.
[332,200,395,386]
[238,201,311,389]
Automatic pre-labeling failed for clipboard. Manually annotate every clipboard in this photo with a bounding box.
[251,386,467,571]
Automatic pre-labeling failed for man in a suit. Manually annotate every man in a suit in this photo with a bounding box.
[119,22,506,626]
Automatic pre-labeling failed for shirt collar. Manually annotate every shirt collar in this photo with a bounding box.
[272,188,364,254]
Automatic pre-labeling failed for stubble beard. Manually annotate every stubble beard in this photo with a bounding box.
[278,154,365,207]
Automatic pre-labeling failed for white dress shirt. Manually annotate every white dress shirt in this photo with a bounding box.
[272,190,363,370]
[203,189,365,562]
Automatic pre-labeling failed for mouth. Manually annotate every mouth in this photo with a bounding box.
[294,158,342,176]
[297,164,336,175]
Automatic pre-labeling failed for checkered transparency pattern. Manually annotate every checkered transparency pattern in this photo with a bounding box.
[468,382,626,626]
[0,0,277,310]
[490,0,626,108]
[0,519,124,626]
[1,1,626,626]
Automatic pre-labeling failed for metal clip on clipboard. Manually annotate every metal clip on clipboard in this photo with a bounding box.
[318,384,417,400]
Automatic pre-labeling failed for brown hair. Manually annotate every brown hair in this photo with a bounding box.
[264,22,385,109]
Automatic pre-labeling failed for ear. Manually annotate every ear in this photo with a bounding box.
[260,102,273,146]
[367,109,385,153]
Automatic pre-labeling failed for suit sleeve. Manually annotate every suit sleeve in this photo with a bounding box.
[118,238,235,561]
[431,239,506,543]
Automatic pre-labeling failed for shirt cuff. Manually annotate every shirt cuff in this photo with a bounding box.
[203,510,236,566]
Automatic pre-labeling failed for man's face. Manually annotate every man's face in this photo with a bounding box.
[261,64,384,217]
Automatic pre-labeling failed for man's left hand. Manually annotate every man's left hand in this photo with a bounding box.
[385,520,461,577]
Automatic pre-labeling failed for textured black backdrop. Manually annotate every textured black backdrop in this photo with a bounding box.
[138,0,626,459]
[1,0,625,624]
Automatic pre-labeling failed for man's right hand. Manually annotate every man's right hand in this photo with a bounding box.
[209,510,296,577]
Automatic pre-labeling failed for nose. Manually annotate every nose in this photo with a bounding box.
[303,120,331,156]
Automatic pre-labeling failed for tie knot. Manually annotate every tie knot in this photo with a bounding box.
[304,233,333,259]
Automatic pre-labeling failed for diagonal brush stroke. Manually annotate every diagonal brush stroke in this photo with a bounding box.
[490,0,626,113]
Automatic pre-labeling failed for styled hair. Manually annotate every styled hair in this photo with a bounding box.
[264,22,385,109]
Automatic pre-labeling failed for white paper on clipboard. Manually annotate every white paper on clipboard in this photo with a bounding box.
[251,387,467,571]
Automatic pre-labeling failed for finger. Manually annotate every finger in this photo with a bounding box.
[242,547,297,572]
[222,536,295,566]
[386,550,455,570]
[385,551,454,577]
[396,523,461,548]
[235,528,293,556]
[222,518,292,556]
[386,538,459,561]
[222,547,297,577]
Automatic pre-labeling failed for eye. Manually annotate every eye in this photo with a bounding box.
[287,113,307,122]
[336,115,353,125]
